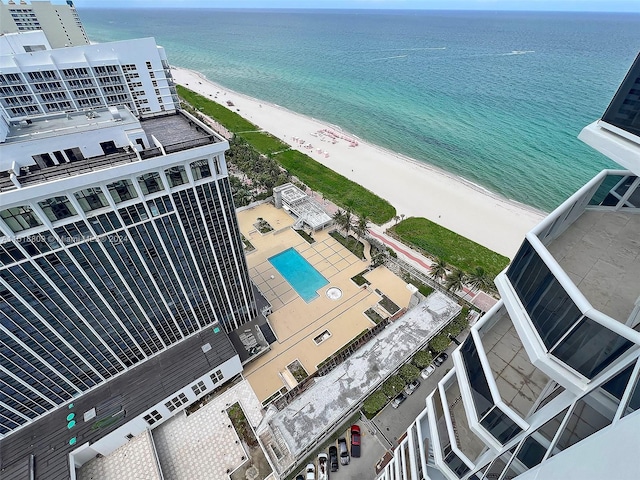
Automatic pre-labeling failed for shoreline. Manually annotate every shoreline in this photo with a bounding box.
[172,66,545,257]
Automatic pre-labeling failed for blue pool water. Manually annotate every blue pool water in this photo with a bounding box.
[269,248,328,302]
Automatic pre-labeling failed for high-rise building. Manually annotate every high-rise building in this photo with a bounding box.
[377,53,640,480]
[0,37,267,480]
[0,33,180,121]
[0,0,89,48]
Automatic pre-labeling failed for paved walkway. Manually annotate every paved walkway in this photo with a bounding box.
[368,227,498,312]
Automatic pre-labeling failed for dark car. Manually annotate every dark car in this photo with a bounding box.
[296,476,304,480]
[350,424,361,457]
[434,352,449,367]
[328,445,339,472]
[337,437,350,465]
[391,392,407,408]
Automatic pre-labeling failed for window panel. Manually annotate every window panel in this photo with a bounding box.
[137,172,164,195]
[551,317,633,379]
[0,206,42,232]
[165,165,188,187]
[190,159,211,180]
[107,179,138,204]
[38,196,77,222]
[74,187,108,212]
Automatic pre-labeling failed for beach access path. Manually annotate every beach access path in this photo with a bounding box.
[172,67,545,258]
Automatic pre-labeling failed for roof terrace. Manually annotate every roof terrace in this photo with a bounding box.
[0,108,224,192]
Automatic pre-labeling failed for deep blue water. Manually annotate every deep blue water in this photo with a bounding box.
[269,248,328,302]
[80,9,640,211]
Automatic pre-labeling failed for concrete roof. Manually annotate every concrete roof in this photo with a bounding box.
[265,292,460,467]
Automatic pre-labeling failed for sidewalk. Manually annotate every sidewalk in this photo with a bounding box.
[367,226,498,313]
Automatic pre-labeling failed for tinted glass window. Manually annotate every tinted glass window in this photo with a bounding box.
[461,337,494,418]
[602,52,640,137]
[507,240,582,349]
[551,317,633,379]
[480,407,522,444]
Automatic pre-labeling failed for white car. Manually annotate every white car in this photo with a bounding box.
[420,364,436,379]
[305,463,316,480]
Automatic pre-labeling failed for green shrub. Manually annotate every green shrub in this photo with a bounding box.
[363,390,388,417]
[382,375,406,398]
[177,85,257,132]
[399,363,421,382]
[429,333,451,353]
[412,350,433,369]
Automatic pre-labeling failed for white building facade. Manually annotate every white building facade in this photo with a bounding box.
[0,0,89,48]
[0,35,179,122]
[377,53,640,480]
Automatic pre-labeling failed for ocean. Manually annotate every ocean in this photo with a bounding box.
[79,8,640,212]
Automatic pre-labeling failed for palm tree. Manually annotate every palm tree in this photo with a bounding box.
[332,209,346,232]
[467,267,493,292]
[429,257,448,283]
[343,208,354,238]
[353,215,370,241]
[393,215,400,225]
[445,268,467,294]
[400,214,405,222]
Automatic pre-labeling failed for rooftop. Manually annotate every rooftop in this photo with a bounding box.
[546,209,640,324]
[0,326,237,480]
[0,109,223,192]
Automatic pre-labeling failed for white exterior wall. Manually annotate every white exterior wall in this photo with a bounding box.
[0,0,89,48]
[0,30,51,54]
[69,355,243,471]
[0,36,178,120]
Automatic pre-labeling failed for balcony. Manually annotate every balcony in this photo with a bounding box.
[546,209,640,325]
[442,374,487,464]
[479,306,551,418]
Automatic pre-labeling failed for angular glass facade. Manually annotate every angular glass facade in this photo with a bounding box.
[602,52,640,138]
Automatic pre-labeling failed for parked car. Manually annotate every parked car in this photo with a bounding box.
[391,392,407,408]
[328,445,339,472]
[434,352,449,367]
[296,475,304,480]
[305,463,315,480]
[404,379,421,395]
[317,453,329,480]
[337,437,350,465]
[350,424,361,457]
[420,364,436,379]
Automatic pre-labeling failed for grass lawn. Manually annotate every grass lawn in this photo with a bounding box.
[237,131,290,155]
[177,85,258,132]
[274,149,395,225]
[390,217,510,279]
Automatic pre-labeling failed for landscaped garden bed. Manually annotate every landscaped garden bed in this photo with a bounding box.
[365,307,386,324]
[227,402,272,480]
[286,359,309,384]
[254,217,274,234]
[329,231,365,259]
[295,229,315,244]
[378,294,400,315]
[351,269,371,286]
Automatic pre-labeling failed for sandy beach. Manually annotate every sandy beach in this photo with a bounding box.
[172,67,545,258]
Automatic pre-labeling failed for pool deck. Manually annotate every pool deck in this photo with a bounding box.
[236,203,412,402]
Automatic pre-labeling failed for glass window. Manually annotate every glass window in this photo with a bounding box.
[165,165,188,187]
[551,317,633,379]
[137,172,164,195]
[482,447,515,479]
[480,407,522,445]
[0,242,25,265]
[460,337,494,418]
[0,206,42,232]
[507,240,582,349]
[38,196,77,222]
[601,52,640,138]
[444,450,471,478]
[107,179,138,204]
[552,392,617,456]
[74,187,108,212]
[190,159,211,180]
[588,175,625,206]
[623,368,640,417]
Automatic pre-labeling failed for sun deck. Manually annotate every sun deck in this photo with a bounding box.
[546,209,640,324]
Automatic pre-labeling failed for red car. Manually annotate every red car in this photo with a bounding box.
[350,424,361,457]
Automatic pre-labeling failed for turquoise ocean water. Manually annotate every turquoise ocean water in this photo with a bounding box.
[79,9,640,212]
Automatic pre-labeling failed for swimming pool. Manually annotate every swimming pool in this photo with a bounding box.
[269,248,329,302]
